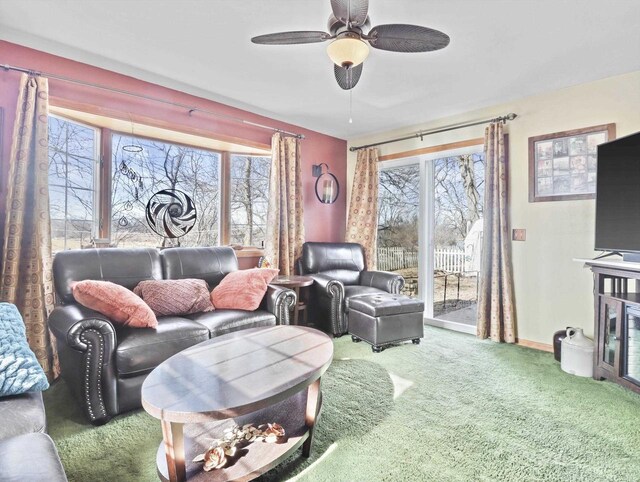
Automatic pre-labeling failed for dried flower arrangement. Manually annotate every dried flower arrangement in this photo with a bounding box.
[193,423,286,472]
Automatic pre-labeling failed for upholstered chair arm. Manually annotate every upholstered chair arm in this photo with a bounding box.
[360,270,405,294]
[264,285,297,325]
[48,304,117,425]
[308,273,344,296]
[308,273,346,336]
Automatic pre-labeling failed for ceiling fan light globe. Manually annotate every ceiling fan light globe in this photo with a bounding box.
[326,37,369,68]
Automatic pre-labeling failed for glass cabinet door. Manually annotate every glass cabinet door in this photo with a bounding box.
[624,307,640,385]
[599,297,621,370]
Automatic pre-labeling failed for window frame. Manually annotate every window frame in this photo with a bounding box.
[48,114,270,251]
[48,113,102,250]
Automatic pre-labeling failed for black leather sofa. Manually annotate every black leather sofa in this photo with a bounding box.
[0,392,67,481]
[48,246,296,425]
[298,242,405,336]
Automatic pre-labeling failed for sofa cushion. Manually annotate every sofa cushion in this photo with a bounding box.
[0,432,67,482]
[211,269,279,311]
[115,316,209,377]
[53,247,162,304]
[133,279,214,316]
[187,310,276,337]
[0,391,46,441]
[300,242,365,285]
[161,246,238,289]
[0,303,49,397]
[73,280,157,329]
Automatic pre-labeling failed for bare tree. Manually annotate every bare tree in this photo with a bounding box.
[230,155,270,247]
[50,118,269,251]
[111,134,220,248]
[377,165,420,249]
[433,154,484,246]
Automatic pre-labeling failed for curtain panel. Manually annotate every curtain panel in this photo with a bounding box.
[477,122,517,343]
[0,74,59,379]
[264,133,305,276]
[346,147,379,269]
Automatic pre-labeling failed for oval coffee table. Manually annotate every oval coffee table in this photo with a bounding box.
[142,325,333,482]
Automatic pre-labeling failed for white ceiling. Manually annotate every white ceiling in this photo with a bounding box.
[1,0,639,140]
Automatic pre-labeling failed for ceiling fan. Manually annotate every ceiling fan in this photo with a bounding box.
[251,0,450,90]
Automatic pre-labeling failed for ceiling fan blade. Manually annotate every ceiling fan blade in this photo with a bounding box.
[334,63,363,90]
[331,0,369,27]
[251,31,331,45]
[367,24,450,52]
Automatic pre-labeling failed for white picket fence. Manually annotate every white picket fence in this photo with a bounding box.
[377,246,465,274]
[433,247,465,273]
[377,247,418,271]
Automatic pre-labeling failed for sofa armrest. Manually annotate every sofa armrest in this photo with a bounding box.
[308,273,346,335]
[360,270,405,294]
[264,285,297,325]
[48,304,117,424]
[308,273,345,298]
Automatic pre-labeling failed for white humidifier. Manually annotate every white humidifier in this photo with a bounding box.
[561,328,594,377]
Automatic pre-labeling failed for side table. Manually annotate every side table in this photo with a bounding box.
[271,275,313,325]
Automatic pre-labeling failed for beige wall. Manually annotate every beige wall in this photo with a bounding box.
[347,71,640,345]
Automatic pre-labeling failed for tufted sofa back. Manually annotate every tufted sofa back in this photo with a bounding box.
[53,246,239,304]
[53,248,162,304]
[160,246,237,288]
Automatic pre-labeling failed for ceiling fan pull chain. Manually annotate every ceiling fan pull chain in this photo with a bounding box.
[349,89,353,124]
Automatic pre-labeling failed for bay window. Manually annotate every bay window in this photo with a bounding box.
[48,115,269,251]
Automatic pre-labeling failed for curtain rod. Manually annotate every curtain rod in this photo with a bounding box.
[349,113,517,151]
[0,63,305,139]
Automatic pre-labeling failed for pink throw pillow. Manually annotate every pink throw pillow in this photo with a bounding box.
[211,268,279,311]
[133,279,214,316]
[72,280,158,329]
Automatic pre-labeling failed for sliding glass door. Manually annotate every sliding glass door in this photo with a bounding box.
[431,153,484,331]
[377,161,422,298]
[377,145,485,334]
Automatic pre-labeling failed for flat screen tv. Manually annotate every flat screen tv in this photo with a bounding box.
[595,131,640,254]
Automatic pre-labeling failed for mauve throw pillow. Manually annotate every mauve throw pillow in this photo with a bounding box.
[133,279,214,316]
[72,280,158,328]
[211,268,279,311]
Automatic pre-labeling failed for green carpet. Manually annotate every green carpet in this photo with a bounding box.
[44,326,640,481]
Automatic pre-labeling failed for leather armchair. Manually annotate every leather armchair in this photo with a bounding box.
[48,247,296,425]
[299,242,404,336]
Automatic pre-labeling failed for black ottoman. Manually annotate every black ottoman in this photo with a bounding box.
[348,293,424,352]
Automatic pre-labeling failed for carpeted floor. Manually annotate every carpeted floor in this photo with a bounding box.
[44,326,640,482]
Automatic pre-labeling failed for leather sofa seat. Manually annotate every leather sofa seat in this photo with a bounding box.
[115,316,209,377]
[0,392,47,441]
[187,310,276,337]
[0,432,67,482]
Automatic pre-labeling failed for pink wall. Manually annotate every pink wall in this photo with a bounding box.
[0,41,347,249]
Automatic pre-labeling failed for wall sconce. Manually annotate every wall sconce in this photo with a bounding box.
[312,163,339,204]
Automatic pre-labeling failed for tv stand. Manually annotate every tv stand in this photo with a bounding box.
[623,252,640,263]
[579,258,640,394]
[593,251,622,260]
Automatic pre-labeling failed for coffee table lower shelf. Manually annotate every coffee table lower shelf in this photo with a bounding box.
[156,390,322,482]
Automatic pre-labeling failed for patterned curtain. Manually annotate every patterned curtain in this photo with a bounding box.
[477,122,516,343]
[346,147,379,269]
[0,74,59,379]
[264,133,305,275]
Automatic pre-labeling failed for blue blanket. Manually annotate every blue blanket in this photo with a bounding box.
[0,302,49,396]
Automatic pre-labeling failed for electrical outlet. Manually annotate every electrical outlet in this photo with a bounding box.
[512,229,526,241]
